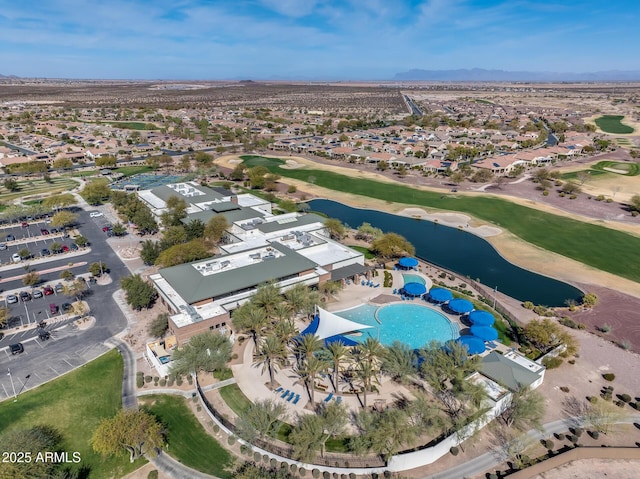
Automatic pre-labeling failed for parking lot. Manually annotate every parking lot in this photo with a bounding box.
[0,206,131,399]
[0,219,82,266]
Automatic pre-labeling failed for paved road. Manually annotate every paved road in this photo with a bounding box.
[426,415,640,479]
[0,208,131,399]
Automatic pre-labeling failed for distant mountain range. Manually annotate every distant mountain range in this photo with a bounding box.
[393,68,640,82]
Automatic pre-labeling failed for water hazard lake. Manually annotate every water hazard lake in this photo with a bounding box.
[308,199,582,307]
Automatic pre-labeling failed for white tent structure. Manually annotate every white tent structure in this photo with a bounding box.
[302,306,373,341]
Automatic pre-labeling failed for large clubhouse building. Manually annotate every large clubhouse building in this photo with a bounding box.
[145,182,366,346]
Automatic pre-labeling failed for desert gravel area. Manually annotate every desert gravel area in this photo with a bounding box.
[530,458,640,479]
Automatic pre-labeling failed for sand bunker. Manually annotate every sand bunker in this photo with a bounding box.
[399,207,502,238]
[280,160,304,169]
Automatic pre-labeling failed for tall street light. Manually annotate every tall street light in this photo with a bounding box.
[7,368,17,401]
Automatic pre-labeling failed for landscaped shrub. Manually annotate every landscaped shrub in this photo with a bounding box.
[544,439,554,450]
[290,464,297,474]
[323,472,330,479]
[159,378,166,387]
[542,190,550,196]
[176,377,183,386]
[254,452,261,462]
[136,374,144,388]
[542,356,563,369]
[588,396,598,404]
[450,446,459,456]
[227,435,236,446]
[187,375,193,385]
[270,458,277,468]
[144,375,152,383]
[620,393,632,403]
[312,468,320,478]
[573,427,583,437]
[555,433,565,440]
[615,400,625,408]
[522,301,534,310]
[560,386,570,393]
[590,430,600,439]
[147,470,158,479]
[299,468,307,477]
[603,373,616,382]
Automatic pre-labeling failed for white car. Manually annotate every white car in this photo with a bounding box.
[12,253,21,262]
[89,211,103,218]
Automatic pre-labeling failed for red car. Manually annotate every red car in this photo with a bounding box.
[40,228,49,235]
[43,285,54,296]
[21,221,29,228]
[102,226,112,233]
[61,245,69,252]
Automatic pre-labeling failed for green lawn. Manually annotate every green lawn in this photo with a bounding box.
[115,165,156,177]
[0,350,144,479]
[0,177,79,202]
[559,169,609,180]
[594,115,635,134]
[348,245,376,259]
[240,156,640,283]
[140,395,234,478]
[219,384,252,415]
[591,160,640,176]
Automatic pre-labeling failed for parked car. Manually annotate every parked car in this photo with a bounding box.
[32,289,43,299]
[21,222,29,228]
[40,228,49,235]
[43,286,54,296]
[38,329,51,341]
[0,243,6,250]
[41,248,51,256]
[89,211,103,218]
[50,228,59,234]
[49,303,58,314]
[10,343,24,355]
[102,225,112,232]
[54,283,64,293]
[61,245,69,252]
[69,243,78,251]
[6,294,18,304]
[12,253,21,263]
[61,303,72,313]
[6,234,15,241]
[20,291,31,302]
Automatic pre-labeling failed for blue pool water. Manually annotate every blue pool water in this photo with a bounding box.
[335,303,459,350]
[402,274,426,286]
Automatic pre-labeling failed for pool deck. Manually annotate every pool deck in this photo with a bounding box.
[231,267,473,419]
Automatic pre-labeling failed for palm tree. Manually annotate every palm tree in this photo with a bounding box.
[351,358,380,410]
[324,341,349,393]
[232,303,268,353]
[297,355,328,407]
[285,283,308,315]
[273,302,292,324]
[273,320,298,346]
[254,335,288,388]
[253,282,282,317]
[295,333,323,367]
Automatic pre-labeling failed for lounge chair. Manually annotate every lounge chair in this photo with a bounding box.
[287,392,295,402]
[324,392,334,403]
[274,386,283,393]
[393,288,397,294]
[281,389,290,398]
[336,396,342,404]
[374,283,380,288]
[361,280,365,286]
[293,394,301,405]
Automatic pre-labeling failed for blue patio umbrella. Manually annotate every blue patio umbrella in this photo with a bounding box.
[398,257,419,268]
[428,288,453,303]
[470,325,498,341]
[457,335,486,355]
[448,298,474,314]
[468,310,495,326]
[403,282,427,297]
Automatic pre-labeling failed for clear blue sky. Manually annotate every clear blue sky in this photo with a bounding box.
[1,0,639,80]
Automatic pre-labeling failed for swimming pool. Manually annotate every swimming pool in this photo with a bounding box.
[335,303,459,350]
[402,273,426,286]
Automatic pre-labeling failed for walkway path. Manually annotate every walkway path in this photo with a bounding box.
[426,415,640,479]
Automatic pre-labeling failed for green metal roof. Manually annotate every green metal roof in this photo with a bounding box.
[159,242,317,304]
[256,213,324,233]
[478,351,541,392]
